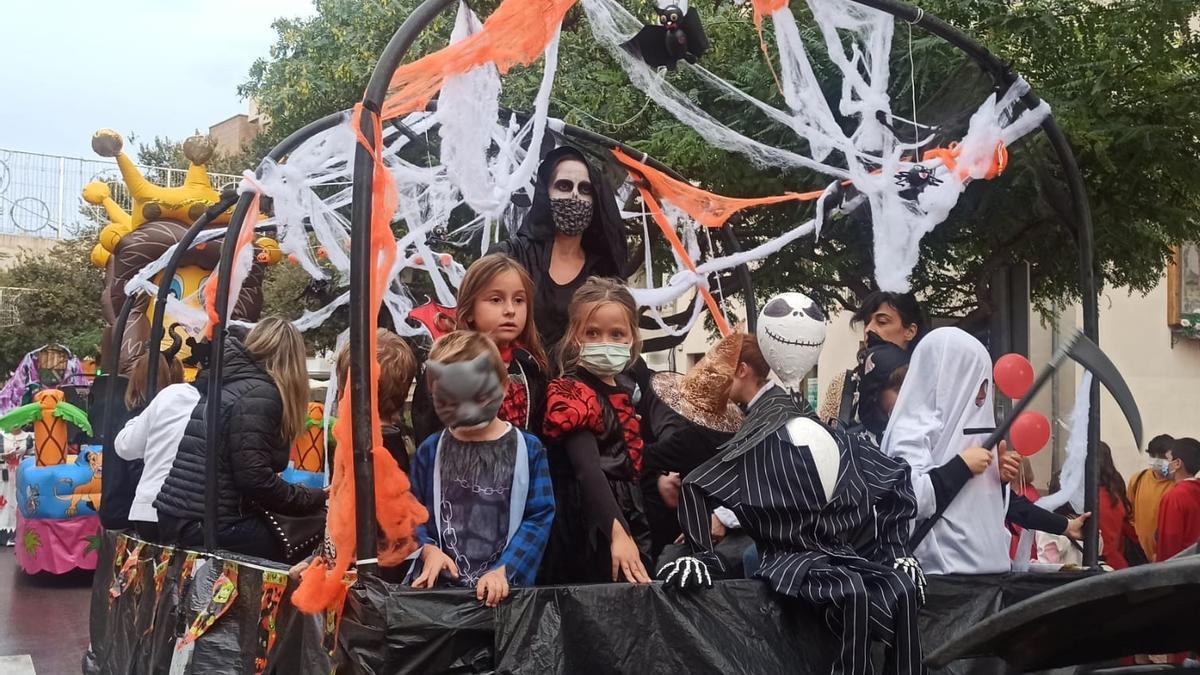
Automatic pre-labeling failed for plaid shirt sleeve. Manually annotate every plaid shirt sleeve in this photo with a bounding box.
[410,434,439,549]
[495,433,556,585]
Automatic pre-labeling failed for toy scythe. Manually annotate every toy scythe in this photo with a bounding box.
[981,331,1142,453]
[910,331,1142,549]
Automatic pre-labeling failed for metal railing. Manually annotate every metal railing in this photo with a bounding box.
[0,148,240,240]
[0,287,32,327]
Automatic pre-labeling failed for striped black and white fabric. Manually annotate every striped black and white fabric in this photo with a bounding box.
[678,385,924,675]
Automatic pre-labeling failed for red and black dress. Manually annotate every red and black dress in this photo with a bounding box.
[538,371,652,583]
[412,344,547,446]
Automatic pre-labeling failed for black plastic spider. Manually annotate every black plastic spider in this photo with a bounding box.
[894,164,943,201]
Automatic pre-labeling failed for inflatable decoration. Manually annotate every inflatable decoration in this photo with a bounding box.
[0,389,93,467]
[0,389,101,574]
[281,402,332,489]
[0,344,88,414]
[756,292,827,393]
[83,130,280,373]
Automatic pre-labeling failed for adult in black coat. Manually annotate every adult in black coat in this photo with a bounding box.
[494,145,628,350]
[155,318,325,562]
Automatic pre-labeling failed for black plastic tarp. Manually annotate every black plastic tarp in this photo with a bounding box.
[86,530,1087,674]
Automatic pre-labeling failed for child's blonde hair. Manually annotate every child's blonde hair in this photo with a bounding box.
[428,330,509,387]
[455,254,548,369]
[557,277,642,376]
[335,329,417,423]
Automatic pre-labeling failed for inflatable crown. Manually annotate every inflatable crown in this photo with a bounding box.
[83,129,235,268]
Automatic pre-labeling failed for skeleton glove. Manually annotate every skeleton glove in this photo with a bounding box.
[657,557,713,592]
[893,556,927,605]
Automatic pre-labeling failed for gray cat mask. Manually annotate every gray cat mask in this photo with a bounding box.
[426,354,505,430]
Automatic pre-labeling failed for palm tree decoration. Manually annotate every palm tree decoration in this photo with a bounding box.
[0,389,92,467]
[291,402,331,474]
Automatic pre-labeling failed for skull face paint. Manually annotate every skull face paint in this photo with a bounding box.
[425,353,505,430]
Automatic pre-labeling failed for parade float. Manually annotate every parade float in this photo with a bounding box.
[0,388,100,574]
[83,0,1196,672]
[82,131,281,532]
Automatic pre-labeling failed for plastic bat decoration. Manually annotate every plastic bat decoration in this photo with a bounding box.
[623,2,710,70]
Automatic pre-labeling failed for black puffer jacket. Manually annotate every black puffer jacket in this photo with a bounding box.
[154,339,324,523]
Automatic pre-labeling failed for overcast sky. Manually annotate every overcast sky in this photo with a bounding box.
[0,0,315,159]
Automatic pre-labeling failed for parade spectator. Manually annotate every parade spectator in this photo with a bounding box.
[408,331,554,607]
[123,352,184,412]
[335,329,419,473]
[155,317,326,563]
[541,278,652,584]
[818,291,924,427]
[114,353,189,543]
[1156,437,1200,560]
[413,254,548,444]
[1008,457,1040,562]
[494,147,628,350]
[1096,442,1143,569]
[1128,434,1176,560]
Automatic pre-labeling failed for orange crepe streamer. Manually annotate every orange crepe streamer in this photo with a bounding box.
[634,182,731,337]
[612,148,824,230]
[293,105,429,614]
[381,0,576,119]
[204,193,261,338]
[922,141,1008,181]
[751,0,789,28]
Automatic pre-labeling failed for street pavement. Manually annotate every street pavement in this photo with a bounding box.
[0,551,93,674]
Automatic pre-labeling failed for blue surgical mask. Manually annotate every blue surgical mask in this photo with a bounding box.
[579,342,631,377]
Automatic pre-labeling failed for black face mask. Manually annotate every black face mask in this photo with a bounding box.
[550,198,592,236]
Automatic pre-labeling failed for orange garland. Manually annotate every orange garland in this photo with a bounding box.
[294,105,429,615]
[611,148,824,229]
[633,182,732,336]
[381,0,576,119]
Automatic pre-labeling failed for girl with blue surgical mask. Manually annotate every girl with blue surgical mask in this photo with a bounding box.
[540,277,653,585]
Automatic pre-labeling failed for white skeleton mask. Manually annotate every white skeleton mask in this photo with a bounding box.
[756,292,827,392]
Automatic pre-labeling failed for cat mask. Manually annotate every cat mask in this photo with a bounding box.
[426,353,505,430]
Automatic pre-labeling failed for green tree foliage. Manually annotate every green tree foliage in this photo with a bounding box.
[0,234,106,375]
[238,0,1199,325]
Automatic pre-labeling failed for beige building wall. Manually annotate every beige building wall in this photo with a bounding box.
[649,267,1195,491]
[0,234,58,270]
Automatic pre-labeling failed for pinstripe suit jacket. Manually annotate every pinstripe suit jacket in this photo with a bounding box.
[679,385,917,596]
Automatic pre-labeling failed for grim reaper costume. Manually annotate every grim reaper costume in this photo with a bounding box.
[663,295,927,675]
[494,145,628,349]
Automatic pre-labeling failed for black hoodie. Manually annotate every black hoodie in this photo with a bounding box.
[495,146,628,349]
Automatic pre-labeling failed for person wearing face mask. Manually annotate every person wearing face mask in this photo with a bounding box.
[818,291,924,429]
[881,327,1087,574]
[494,146,629,351]
[1128,434,1177,561]
[1155,437,1200,561]
[540,277,653,584]
[406,331,554,608]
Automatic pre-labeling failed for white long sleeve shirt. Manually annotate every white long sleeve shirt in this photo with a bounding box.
[115,383,200,523]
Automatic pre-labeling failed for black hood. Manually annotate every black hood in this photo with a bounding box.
[512,145,627,277]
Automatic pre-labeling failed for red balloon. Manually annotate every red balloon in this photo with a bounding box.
[1010,411,1051,456]
[994,354,1034,400]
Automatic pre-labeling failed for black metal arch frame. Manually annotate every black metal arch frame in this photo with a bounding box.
[170,0,1099,564]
